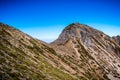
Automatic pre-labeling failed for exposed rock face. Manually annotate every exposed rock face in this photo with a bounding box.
[0,22,120,80]
[112,36,120,46]
[51,23,120,80]
[0,23,77,80]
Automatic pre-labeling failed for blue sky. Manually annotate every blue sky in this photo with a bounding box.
[0,0,120,42]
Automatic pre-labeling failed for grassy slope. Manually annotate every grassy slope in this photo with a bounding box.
[0,25,77,80]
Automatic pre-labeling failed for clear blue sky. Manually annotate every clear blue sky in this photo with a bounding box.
[0,0,120,42]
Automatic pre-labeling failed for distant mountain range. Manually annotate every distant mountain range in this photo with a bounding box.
[0,22,120,80]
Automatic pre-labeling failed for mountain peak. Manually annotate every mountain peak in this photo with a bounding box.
[51,23,120,79]
[63,22,85,31]
[55,22,107,46]
[63,22,104,36]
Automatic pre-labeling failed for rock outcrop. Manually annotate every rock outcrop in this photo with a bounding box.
[112,36,120,46]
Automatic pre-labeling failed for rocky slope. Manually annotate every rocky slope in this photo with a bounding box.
[0,22,120,80]
[0,23,77,80]
[51,23,120,80]
[112,36,120,46]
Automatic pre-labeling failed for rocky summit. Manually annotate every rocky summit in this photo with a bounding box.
[0,22,120,80]
[51,23,120,80]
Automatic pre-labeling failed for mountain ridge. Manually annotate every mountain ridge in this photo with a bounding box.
[0,22,77,80]
[0,22,120,80]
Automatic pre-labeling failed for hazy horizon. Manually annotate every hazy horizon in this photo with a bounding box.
[0,0,120,42]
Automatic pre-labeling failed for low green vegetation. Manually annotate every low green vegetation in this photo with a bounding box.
[0,31,76,80]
